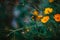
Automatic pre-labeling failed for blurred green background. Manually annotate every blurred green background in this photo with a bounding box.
[0,0,60,40]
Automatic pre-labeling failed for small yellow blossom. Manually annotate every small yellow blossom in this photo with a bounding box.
[41,16,49,23]
[49,0,54,3]
[36,15,43,20]
[44,8,53,14]
[32,15,43,21]
[33,10,38,16]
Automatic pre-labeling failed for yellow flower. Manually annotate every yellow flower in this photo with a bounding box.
[33,10,38,16]
[49,0,54,3]
[41,16,49,23]
[44,8,53,14]
[36,15,43,20]
[54,14,60,22]
[32,15,43,21]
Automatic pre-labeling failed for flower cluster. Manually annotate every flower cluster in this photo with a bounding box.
[32,10,43,21]
[32,7,60,23]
